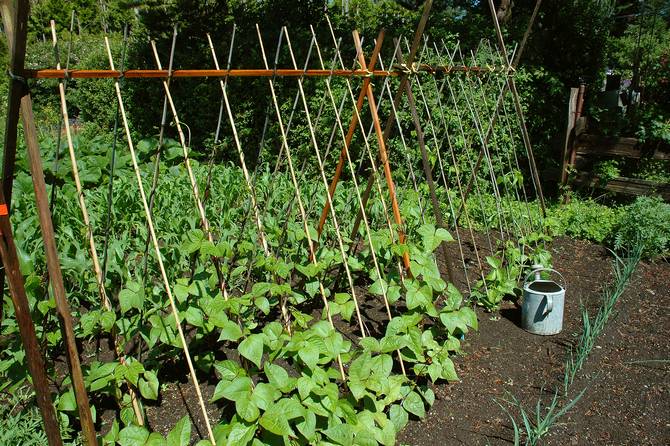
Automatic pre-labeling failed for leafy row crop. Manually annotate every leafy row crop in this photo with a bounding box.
[1,132,480,445]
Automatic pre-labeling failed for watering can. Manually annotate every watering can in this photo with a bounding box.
[521,266,566,335]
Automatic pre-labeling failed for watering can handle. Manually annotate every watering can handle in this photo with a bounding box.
[545,295,553,314]
[523,267,566,289]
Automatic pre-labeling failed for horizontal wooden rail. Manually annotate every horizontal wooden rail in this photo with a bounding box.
[23,65,509,80]
[575,134,670,160]
[574,172,670,201]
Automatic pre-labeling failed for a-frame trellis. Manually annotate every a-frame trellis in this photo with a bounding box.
[0,0,545,444]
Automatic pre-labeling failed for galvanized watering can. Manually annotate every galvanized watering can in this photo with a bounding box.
[521,266,566,335]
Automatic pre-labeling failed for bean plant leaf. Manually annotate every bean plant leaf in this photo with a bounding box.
[167,416,191,446]
[138,370,159,400]
[119,281,143,314]
[235,398,260,422]
[218,320,243,342]
[225,422,256,446]
[402,391,426,418]
[211,376,252,403]
[389,404,409,431]
[264,363,292,392]
[146,433,166,445]
[238,334,264,368]
[324,423,354,445]
[118,425,149,446]
[259,402,291,436]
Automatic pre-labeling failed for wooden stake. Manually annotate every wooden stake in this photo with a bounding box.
[21,63,99,446]
[311,25,406,376]
[0,6,63,444]
[315,30,384,238]
[352,31,411,271]
[346,0,433,257]
[0,193,63,446]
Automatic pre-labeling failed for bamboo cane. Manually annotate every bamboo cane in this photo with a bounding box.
[149,40,230,299]
[50,21,145,425]
[282,27,368,338]
[104,37,217,445]
[255,24,346,380]
[206,33,294,333]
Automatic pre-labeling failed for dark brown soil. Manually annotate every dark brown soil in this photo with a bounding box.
[398,237,670,446]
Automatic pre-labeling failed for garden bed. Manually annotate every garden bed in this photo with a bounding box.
[398,236,669,445]
[42,236,668,444]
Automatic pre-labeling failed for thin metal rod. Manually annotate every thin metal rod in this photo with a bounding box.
[401,40,465,290]
[50,20,110,312]
[47,10,75,214]
[143,25,178,280]
[398,41,460,286]
[487,0,546,217]
[101,24,128,279]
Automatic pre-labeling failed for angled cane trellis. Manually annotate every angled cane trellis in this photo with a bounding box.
[0,0,549,443]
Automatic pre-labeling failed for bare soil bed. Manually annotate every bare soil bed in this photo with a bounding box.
[398,237,670,445]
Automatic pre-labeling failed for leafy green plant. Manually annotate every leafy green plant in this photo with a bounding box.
[471,233,552,311]
[548,199,621,244]
[0,390,50,446]
[613,196,670,258]
[592,159,620,184]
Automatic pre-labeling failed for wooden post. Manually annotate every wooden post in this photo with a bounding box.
[21,89,99,446]
[0,192,63,446]
[561,87,579,186]
[347,0,433,248]
[1,1,97,444]
[0,9,63,433]
[352,31,411,271]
